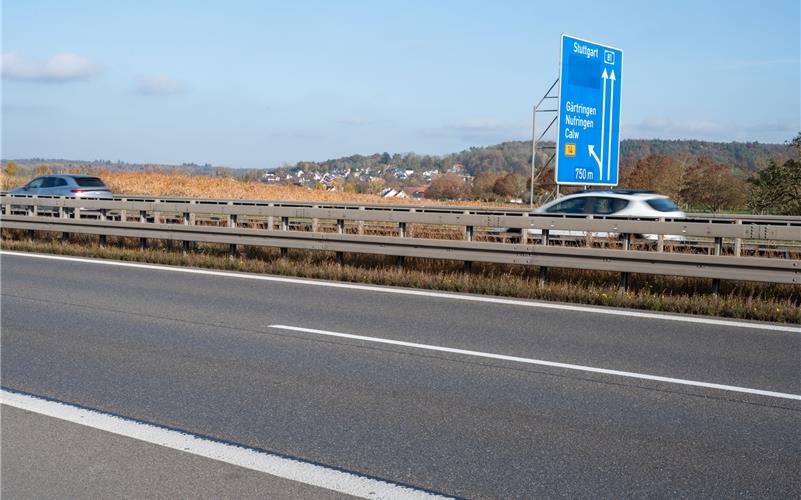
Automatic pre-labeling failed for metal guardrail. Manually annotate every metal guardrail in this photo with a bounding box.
[2,195,800,286]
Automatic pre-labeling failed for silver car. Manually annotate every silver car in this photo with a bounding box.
[9,174,113,199]
[531,189,686,241]
[497,190,685,241]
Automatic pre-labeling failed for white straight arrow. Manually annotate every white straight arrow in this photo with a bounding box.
[606,69,616,182]
[599,68,608,181]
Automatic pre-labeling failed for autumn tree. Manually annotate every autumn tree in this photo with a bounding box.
[623,154,686,201]
[470,171,504,199]
[426,173,465,200]
[492,172,524,198]
[680,157,747,212]
[34,165,52,176]
[4,161,17,176]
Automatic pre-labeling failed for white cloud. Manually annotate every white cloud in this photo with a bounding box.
[136,76,187,96]
[624,117,799,142]
[1,52,98,82]
[432,118,529,142]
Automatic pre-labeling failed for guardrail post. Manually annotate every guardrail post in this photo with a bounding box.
[585,215,594,248]
[734,220,742,256]
[267,203,274,230]
[25,202,35,241]
[60,201,70,241]
[520,213,529,245]
[312,216,319,232]
[657,217,665,252]
[712,236,722,294]
[228,213,238,259]
[358,207,365,235]
[538,229,550,286]
[280,216,289,258]
[99,209,108,247]
[182,212,191,255]
[336,219,344,265]
[464,224,474,273]
[619,233,631,293]
[139,210,147,250]
[397,222,407,266]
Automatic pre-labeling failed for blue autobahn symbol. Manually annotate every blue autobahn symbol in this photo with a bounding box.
[556,34,623,186]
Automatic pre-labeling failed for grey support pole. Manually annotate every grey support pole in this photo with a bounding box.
[396,222,406,266]
[228,213,238,259]
[619,234,631,293]
[182,212,191,255]
[712,236,722,294]
[336,219,344,265]
[139,210,147,250]
[280,216,289,258]
[464,224,474,273]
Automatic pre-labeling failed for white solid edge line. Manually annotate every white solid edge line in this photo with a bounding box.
[269,324,801,402]
[0,389,445,500]
[2,251,799,334]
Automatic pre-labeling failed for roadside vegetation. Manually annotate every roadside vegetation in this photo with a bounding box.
[3,134,799,213]
[3,231,799,324]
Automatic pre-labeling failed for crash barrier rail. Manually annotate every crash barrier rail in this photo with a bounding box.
[1,194,799,289]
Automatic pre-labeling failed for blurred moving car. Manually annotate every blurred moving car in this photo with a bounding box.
[9,174,113,199]
[534,189,685,219]
[501,190,686,241]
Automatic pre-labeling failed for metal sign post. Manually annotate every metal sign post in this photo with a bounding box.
[555,34,623,186]
[529,80,559,208]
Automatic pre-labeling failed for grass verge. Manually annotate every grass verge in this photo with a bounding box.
[2,231,799,324]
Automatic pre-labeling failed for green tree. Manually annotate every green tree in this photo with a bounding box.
[4,161,18,176]
[746,133,801,215]
[748,159,801,215]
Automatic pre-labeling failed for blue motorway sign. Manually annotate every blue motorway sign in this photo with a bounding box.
[556,34,622,185]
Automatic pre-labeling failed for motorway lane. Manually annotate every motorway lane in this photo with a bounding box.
[1,253,800,497]
[1,405,351,499]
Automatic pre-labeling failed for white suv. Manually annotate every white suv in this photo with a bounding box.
[512,190,686,241]
[535,190,685,218]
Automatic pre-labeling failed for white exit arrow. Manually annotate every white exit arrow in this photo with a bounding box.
[588,144,602,170]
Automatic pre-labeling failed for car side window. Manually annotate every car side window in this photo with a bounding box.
[54,178,68,187]
[25,177,44,189]
[41,177,57,188]
[593,197,629,215]
[546,197,589,214]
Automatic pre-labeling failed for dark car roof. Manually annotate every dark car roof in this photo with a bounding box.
[41,174,99,179]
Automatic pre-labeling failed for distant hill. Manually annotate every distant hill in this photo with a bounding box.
[2,138,793,180]
[296,139,791,179]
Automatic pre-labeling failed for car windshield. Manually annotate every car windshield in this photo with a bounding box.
[25,178,44,189]
[75,177,106,188]
[646,198,680,212]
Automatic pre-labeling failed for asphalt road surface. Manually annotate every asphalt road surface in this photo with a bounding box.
[2,252,800,498]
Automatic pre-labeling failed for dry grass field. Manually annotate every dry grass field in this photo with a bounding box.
[2,170,511,207]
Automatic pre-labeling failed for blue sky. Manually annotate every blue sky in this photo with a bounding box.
[2,0,799,168]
